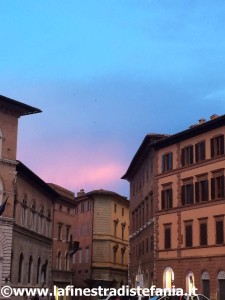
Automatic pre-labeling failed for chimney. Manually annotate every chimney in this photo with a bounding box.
[210,114,219,120]
[198,118,206,124]
[77,189,85,197]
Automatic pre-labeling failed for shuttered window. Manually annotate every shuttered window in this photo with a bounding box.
[162,152,173,172]
[181,145,194,167]
[185,224,193,247]
[181,183,194,205]
[200,222,208,246]
[195,141,206,163]
[195,180,209,202]
[164,226,171,249]
[211,176,225,199]
[161,188,173,210]
[211,135,224,158]
[216,220,224,244]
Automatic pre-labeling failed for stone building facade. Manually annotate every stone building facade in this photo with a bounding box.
[0,96,41,297]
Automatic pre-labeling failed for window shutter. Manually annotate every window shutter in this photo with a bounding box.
[169,152,173,170]
[161,190,165,210]
[211,178,215,200]
[162,155,165,173]
[190,145,194,164]
[181,185,185,206]
[195,144,199,163]
[203,180,209,201]
[195,182,200,203]
[181,149,185,166]
[221,175,225,198]
[169,189,173,208]
[201,141,206,160]
[211,138,215,158]
[221,135,225,155]
[190,183,194,204]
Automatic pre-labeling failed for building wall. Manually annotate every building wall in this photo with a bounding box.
[156,124,225,300]
[129,150,156,288]
[11,174,53,289]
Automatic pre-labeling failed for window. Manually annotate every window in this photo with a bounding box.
[113,246,118,264]
[146,238,149,253]
[185,223,193,247]
[65,252,69,271]
[21,195,27,226]
[181,182,194,205]
[216,218,224,244]
[87,201,91,211]
[114,204,117,213]
[162,152,173,172]
[114,220,118,237]
[211,174,224,199]
[39,206,44,234]
[211,135,224,158]
[150,235,154,251]
[28,256,33,284]
[164,225,171,249]
[121,223,125,240]
[57,251,62,270]
[195,141,206,163]
[161,186,173,210]
[37,258,41,284]
[195,179,209,202]
[81,203,84,213]
[18,253,24,283]
[200,221,208,246]
[85,247,89,263]
[30,201,36,230]
[79,249,82,263]
[66,226,70,242]
[122,207,124,216]
[181,145,194,166]
[58,224,62,240]
[121,247,125,265]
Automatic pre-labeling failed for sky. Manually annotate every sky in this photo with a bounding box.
[1,0,225,197]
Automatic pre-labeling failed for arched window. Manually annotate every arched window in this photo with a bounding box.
[18,253,24,283]
[28,256,33,284]
[41,260,48,284]
[0,178,3,206]
[21,195,27,226]
[36,257,41,284]
[163,267,174,289]
[39,206,44,234]
[0,128,3,158]
[202,271,210,298]
[186,271,195,295]
[57,251,61,270]
[65,252,69,271]
[46,209,51,237]
[30,200,36,230]
[218,271,225,300]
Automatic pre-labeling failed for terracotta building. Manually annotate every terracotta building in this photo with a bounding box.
[73,189,129,289]
[124,114,225,300]
[0,95,41,292]
[49,183,78,299]
[154,115,225,300]
[122,134,166,288]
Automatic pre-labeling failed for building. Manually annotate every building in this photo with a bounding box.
[0,95,41,292]
[124,114,225,300]
[122,134,167,288]
[49,183,78,299]
[73,189,129,289]
[11,161,56,292]
[154,115,225,300]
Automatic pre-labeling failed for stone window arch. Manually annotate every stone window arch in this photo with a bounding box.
[18,252,24,283]
[28,256,33,284]
[21,194,27,226]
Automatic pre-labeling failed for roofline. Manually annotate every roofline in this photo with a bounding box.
[153,114,225,149]
[121,134,168,180]
[0,95,42,116]
[16,161,58,197]
[76,189,129,205]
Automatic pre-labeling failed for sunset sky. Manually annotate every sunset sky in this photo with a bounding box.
[1,0,225,197]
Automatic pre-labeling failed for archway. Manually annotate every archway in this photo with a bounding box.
[201,271,210,298]
[218,271,225,300]
[163,267,174,288]
[186,271,195,295]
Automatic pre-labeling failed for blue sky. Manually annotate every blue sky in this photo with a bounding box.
[1,0,225,196]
